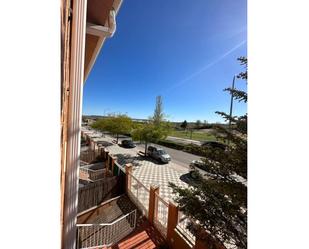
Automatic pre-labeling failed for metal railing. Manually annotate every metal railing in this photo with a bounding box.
[177,211,196,245]
[154,192,168,238]
[77,209,137,249]
[127,172,150,216]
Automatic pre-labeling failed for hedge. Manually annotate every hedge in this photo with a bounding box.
[156,139,185,150]
[157,139,206,157]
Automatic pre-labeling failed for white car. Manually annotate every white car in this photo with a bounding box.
[147,146,171,163]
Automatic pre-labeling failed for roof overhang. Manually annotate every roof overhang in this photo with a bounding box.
[84,0,123,82]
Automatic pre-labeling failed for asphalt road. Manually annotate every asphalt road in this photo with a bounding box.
[117,137,201,169]
[139,143,201,169]
[95,132,202,169]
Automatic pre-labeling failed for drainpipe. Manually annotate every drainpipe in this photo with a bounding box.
[107,9,116,37]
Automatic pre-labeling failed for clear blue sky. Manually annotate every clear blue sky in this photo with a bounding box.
[83,0,247,123]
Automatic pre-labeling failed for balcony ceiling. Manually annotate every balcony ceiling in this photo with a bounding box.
[84,0,122,81]
[87,0,114,26]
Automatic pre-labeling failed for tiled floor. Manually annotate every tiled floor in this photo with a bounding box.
[97,134,189,203]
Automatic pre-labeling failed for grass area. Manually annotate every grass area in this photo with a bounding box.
[169,129,217,142]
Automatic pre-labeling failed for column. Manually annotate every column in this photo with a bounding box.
[166,201,179,246]
[148,185,159,225]
[125,163,133,193]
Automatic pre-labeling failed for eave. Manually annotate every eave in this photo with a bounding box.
[84,0,123,82]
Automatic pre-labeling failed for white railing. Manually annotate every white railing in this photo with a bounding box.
[154,193,168,238]
[177,211,196,245]
[127,173,150,216]
[77,209,137,249]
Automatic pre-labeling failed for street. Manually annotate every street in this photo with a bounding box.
[115,135,202,169]
[83,131,198,202]
[135,142,201,169]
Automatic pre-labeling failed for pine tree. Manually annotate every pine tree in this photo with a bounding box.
[170,57,247,249]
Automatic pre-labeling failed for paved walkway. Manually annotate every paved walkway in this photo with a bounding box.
[99,134,189,203]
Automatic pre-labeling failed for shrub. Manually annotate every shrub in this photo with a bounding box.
[157,140,185,150]
[183,144,205,156]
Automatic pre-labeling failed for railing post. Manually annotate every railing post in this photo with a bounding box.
[111,156,116,176]
[107,154,111,169]
[103,148,108,160]
[166,201,179,247]
[148,185,159,225]
[102,149,105,169]
[107,154,112,177]
[105,151,110,177]
[125,163,133,194]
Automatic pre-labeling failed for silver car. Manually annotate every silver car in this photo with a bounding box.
[147,146,171,163]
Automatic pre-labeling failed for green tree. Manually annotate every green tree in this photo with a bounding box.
[132,95,170,154]
[131,122,169,155]
[91,115,133,143]
[169,57,247,249]
[180,120,188,130]
[152,95,164,126]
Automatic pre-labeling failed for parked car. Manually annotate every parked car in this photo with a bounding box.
[147,146,171,163]
[189,160,214,179]
[121,139,136,148]
[201,141,227,150]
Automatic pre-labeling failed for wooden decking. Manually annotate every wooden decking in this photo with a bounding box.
[77,195,167,249]
[109,216,166,249]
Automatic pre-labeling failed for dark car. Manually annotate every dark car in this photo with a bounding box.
[201,141,227,150]
[121,139,136,148]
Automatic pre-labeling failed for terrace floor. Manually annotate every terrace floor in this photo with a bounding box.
[77,195,137,224]
[109,216,166,249]
[77,195,166,249]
